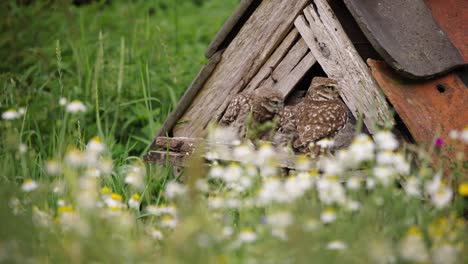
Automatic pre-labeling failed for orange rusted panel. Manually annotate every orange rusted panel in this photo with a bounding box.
[368,59,468,158]
[424,0,468,62]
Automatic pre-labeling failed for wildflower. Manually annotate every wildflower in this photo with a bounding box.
[77,177,98,208]
[221,226,234,239]
[222,163,242,183]
[165,181,187,199]
[124,170,144,189]
[86,136,105,154]
[461,126,468,143]
[148,228,164,240]
[256,142,276,166]
[295,155,311,171]
[85,168,101,178]
[18,143,27,154]
[316,138,335,149]
[46,160,62,175]
[458,182,468,196]
[101,186,112,196]
[57,199,66,206]
[431,185,453,209]
[98,157,113,174]
[317,177,346,205]
[303,218,321,231]
[404,176,421,197]
[238,228,257,243]
[320,208,337,224]
[2,108,20,120]
[32,207,52,227]
[207,126,239,145]
[208,196,225,209]
[434,137,443,148]
[344,200,361,212]
[21,179,38,192]
[399,226,429,263]
[66,100,87,113]
[233,144,256,164]
[195,178,209,193]
[59,97,67,106]
[257,177,285,204]
[65,147,84,167]
[346,176,361,190]
[319,157,344,176]
[209,163,224,179]
[104,193,124,209]
[349,134,375,164]
[425,174,453,208]
[128,194,140,209]
[326,240,347,250]
[392,152,411,175]
[267,211,293,229]
[161,215,178,229]
[375,130,399,150]
[432,244,459,264]
[373,166,395,186]
[9,197,24,215]
[366,178,376,190]
[146,204,177,216]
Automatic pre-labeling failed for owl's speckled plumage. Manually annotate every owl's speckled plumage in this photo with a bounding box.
[220,88,284,139]
[275,77,348,152]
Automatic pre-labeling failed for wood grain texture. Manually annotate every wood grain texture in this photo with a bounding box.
[173,0,310,138]
[294,1,394,134]
[368,59,468,161]
[205,0,258,58]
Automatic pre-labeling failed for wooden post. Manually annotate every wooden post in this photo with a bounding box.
[295,0,394,133]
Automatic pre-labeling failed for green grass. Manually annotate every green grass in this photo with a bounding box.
[0,1,467,263]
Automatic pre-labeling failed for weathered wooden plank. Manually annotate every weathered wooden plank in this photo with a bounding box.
[368,59,468,161]
[173,0,311,138]
[294,1,394,134]
[205,0,259,58]
[144,151,188,167]
[153,50,223,140]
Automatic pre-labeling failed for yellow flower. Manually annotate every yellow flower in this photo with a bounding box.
[407,226,422,236]
[131,194,140,201]
[101,186,111,195]
[110,193,123,201]
[458,183,468,197]
[58,205,74,214]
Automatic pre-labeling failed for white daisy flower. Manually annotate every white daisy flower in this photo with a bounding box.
[317,138,335,149]
[399,227,429,263]
[18,143,27,154]
[404,176,421,197]
[21,179,39,192]
[86,136,105,154]
[238,228,257,243]
[320,208,337,224]
[2,109,20,120]
[148,228,164,240]
[46,160,62,175]
[59,97,67,106]
[327,240,348,250]
[375,130,399,150]
[66,100,87,113]
[128,194,141,210]
[165,182,187,199]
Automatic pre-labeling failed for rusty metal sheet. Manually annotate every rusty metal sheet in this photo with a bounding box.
[368,59,468,159]
[423,0,468,62]
[344,0,465,79]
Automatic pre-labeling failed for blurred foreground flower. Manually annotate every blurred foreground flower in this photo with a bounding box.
[66,100,87,113]
[2,109,21,120]
[326,240,347,250]
[21,179,38,192]
[399,226,429,263]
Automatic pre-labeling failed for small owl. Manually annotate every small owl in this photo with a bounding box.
[275,77,348,152]
[220,88,284,139]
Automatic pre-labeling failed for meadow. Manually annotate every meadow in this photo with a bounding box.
[0,0,467,263]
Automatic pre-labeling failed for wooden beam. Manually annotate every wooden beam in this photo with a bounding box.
[294,1,394,134]
[153,50,223,141]
[146,136,312,170]
[173,0,311,138]
[205,0,259,58]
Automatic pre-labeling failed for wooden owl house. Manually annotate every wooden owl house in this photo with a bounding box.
[145,0,467,168]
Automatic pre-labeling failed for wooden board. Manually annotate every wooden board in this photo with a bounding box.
[146,137,313,169]
[344,0,465,79]
[173,0,311,138]
[294,1,394,134]
[368,59,468,160]
[205,0,259,58]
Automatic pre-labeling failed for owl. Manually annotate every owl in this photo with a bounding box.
[220,88,284,139]
[275,77,348,152]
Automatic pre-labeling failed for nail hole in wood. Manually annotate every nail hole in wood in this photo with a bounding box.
[436,84,446,93]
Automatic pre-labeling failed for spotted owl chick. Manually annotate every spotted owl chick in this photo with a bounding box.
[220,88,284,139]
[275,77,348,152]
